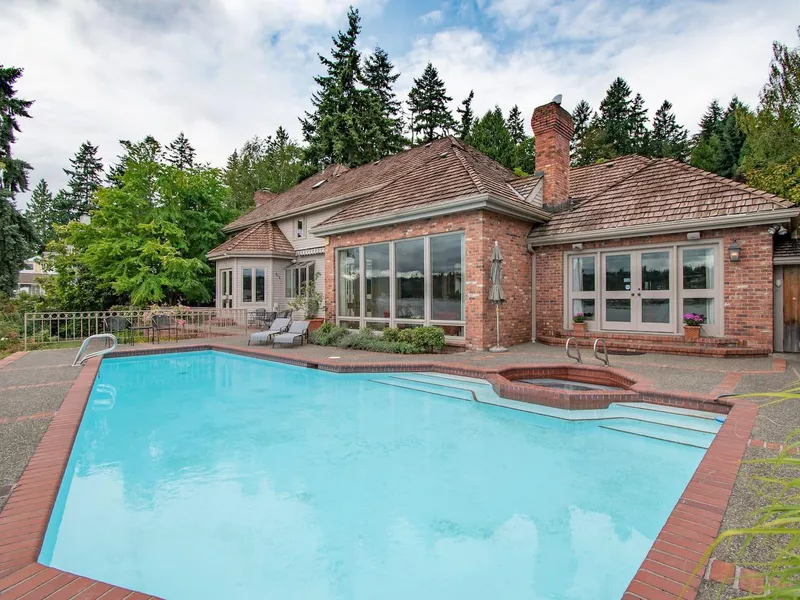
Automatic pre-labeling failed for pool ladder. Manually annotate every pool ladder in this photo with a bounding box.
[565,337,610,366]
[72,334,117,366]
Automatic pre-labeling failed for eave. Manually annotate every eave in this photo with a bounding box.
[206,250,296,261]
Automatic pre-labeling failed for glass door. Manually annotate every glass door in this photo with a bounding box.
[219,269,233,308]
[601,249,674,332]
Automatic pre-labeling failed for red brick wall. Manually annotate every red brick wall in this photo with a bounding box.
[531,102,574,207]
[324,210,533,350]
[533,225,774,349]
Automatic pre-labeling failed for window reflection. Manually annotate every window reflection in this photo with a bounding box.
[431,234,463,321]
[365,244,390,319]
[396,239,425,320]
[337,248,360,317]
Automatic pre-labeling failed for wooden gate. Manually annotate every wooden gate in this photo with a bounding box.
[779,265,800,352]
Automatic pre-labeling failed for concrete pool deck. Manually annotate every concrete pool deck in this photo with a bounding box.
[0,340,798,599]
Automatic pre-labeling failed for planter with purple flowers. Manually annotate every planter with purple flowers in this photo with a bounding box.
[572,312,587,335]
[683,313,705,340]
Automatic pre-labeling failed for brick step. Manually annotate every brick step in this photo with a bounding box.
[537,335,769,357]
[562,329,746,347]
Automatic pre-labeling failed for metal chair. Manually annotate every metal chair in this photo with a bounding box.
[103,316,132,345]
[151,314,176,343]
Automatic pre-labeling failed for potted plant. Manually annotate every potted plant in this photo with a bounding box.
[683,313,705,340]
[572,313,587,334]
[289,273,325,332]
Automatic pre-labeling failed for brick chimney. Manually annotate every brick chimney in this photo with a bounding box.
[254,189,276,207]
[531,100,574,208]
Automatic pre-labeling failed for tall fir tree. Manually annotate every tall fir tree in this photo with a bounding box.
[506,105,525,144]
[301,7,368,167]
[650,100,689,161]
[25,179,56,248]
[690,100,724,172]
[597,77,634,155]
[717,97,749,179]
[0,65,37,294]
[57,141,104,221]
[571,99,592,165]
[629,93,649,154]
[456,90,475,142]
[166,132,196,170]
[407,62,455,143]
[760,26,800,123]
[470,107,515,170]
[362,47,405,159]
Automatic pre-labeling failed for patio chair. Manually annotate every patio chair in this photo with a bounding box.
[272,321,310,348]
[255,311,277,331]
[152,314,176,343]
[248,308,267,327]
[248,318,291,346]
[278,309,293,320]
[102,316,132,345]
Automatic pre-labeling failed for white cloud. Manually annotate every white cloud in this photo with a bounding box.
[420,9,444,25]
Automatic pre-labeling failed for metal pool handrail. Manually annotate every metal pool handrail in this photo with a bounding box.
[72,334,117,366]
[565,337,582,364]
[593,338,610,366]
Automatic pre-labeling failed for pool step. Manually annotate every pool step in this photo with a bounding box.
[600,420,715,449]
[369,377,475,402]
[606,405,721,434]
[614,401,725,421]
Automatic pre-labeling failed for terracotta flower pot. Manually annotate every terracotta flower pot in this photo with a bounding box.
[572,322,587,335]
[307,318,324,333]
[683,325,701,340]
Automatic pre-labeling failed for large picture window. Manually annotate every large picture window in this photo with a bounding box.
[285,262,315,299]
[242,267,267,304]
[336,233,465,337]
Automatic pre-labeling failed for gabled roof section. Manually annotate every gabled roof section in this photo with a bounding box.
[530,158,797,242]
[208,221,294,258]
[315,139,547,230]
[223,138,453,233]
[508,174,542,202]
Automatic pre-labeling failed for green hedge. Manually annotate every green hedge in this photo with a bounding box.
[309,323,446,354]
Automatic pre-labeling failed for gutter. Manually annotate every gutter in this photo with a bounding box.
[206,251,296,261]
[527,207,800,247]
[312,193,551,236]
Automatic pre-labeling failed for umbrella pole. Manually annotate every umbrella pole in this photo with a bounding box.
[489,302,507,353]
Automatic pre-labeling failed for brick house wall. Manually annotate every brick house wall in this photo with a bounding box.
[533,225,774,350]
[324,210,533,350]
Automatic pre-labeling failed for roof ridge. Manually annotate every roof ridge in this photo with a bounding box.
[452,145,487,194]
[658,158,794,207]
[572,156,656,203]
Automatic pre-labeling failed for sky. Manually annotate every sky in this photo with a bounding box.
[3,0,799,208]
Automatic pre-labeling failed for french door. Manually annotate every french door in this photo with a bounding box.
[601,249,674,332]
[219,269,233,308]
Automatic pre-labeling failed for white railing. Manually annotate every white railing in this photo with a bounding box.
[23,307,250,350]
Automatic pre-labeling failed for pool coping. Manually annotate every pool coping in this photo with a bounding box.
[0,345,757,600]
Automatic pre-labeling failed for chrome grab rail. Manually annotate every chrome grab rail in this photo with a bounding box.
[72,334,117,366]
[593,338,610,366]
[565,337,582,364]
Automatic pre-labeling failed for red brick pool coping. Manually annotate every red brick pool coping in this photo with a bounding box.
[0,345,757,600]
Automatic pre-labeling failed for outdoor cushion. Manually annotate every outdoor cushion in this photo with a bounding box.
[272,321,310,347]
[248,318,291,345]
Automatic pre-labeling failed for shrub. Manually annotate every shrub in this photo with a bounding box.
[386,326,445,352]
[382,327,400,342]
[309,323,349,346]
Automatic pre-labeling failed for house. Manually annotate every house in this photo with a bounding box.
[210,99,799,355]
[16,256,55,297]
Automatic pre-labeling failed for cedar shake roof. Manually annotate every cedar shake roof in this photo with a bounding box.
[529,158,796,241]
[207,221,294,257]
[569,155,652,200]
[224,138,454,232]
[317,139,535,228]
[509,174,542,200]
[774,238,800,262]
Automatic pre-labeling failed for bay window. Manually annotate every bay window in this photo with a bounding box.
[336,232,465,338]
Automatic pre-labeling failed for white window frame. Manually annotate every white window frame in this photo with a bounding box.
[285,262,315,299]
[564,240,724,336]
[335,232,466,339]
[295,217,306,239]
[241,267,267,304]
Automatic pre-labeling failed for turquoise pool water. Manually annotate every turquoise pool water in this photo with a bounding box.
[41,351,710,599]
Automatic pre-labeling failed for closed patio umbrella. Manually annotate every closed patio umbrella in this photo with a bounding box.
[489,241,507,352]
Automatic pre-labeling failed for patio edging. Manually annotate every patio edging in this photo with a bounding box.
[0,346,756,600]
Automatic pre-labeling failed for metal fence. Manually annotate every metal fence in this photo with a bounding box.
[23,308,250,350]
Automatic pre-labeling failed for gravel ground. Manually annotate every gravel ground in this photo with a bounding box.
[697,580,749,600]
[0,365,76,387]
[0,418,51,511]
[0,383,74,419]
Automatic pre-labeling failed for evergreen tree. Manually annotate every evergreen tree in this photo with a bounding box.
[301,7,368,167]
[650,100,689,161]
[470,107,515,170]
[690,100,724,172]
[407,62,456,143]
[25,179,56,248]
[697,100,724,141]
[717,98,749,178]
[362,47,405,159]
[456,90,475,142]
[506,105,525,144]
[570,99,593,165]
[597,77,634,155]
[58,141,104,220]
[166,132,196,170]
[0,65,37,294]
[0,66,33,194]
[760,26,800,123]
[513,136,536,175]
[629,93,649,154]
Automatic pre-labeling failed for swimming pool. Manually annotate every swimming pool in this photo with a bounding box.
[40,350,716,599]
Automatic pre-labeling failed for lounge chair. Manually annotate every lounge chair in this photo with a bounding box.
[272,321,310,348]
[248,318,291,346]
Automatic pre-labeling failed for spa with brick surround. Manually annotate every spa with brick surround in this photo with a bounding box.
[213,99,799,354]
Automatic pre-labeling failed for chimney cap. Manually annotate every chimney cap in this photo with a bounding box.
[552,94,563,105]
